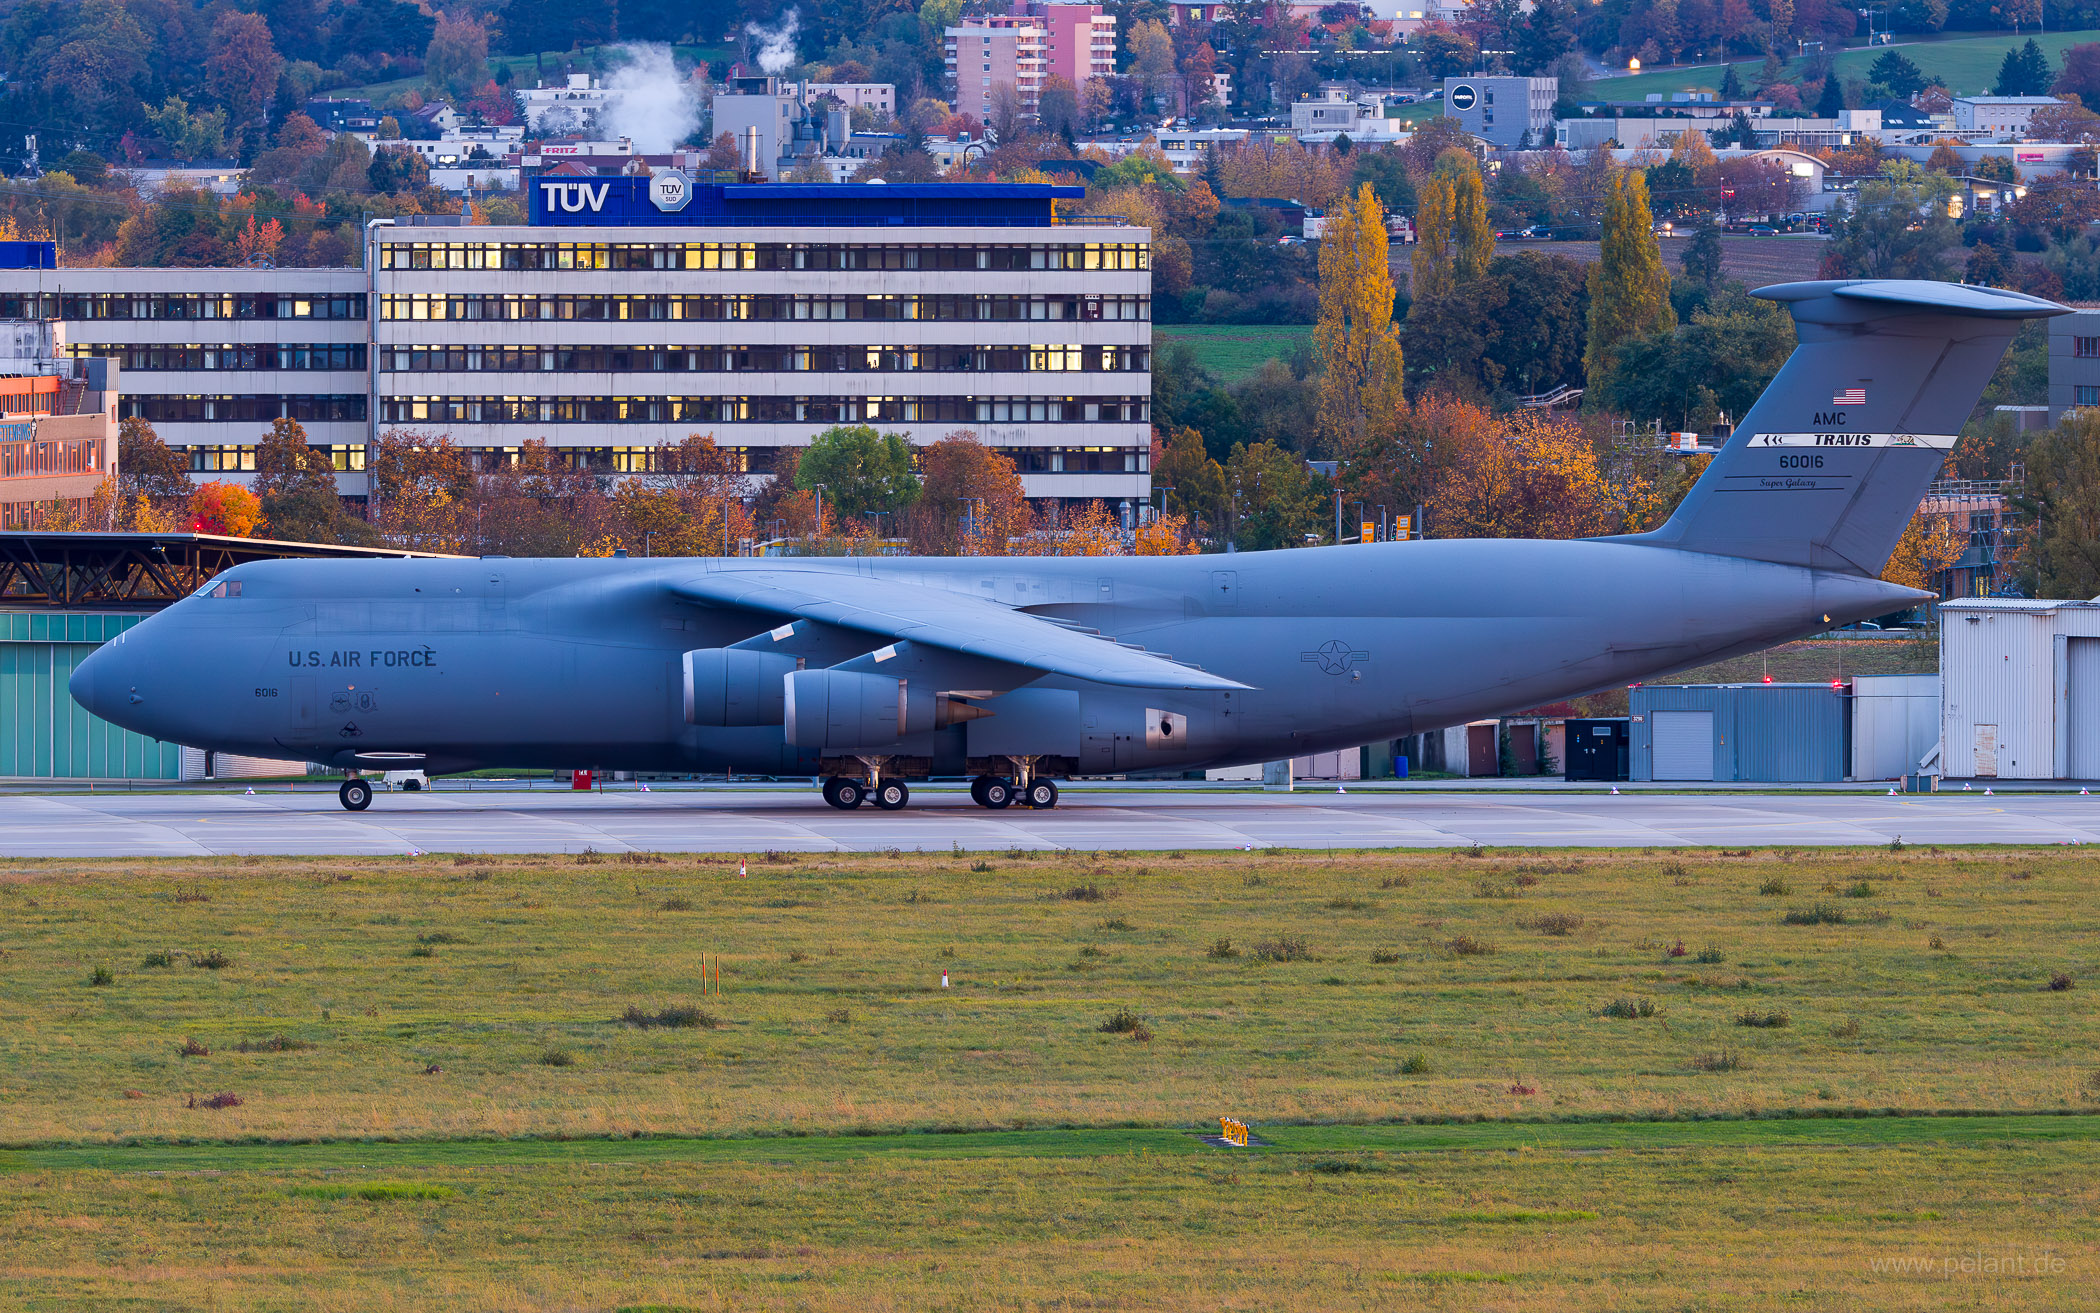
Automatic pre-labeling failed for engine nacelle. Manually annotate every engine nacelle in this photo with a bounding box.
[783,668,987,750]
[683,648,797,726]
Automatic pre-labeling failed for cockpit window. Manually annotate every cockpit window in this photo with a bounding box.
[202,580,243,598]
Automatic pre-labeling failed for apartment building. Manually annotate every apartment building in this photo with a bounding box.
[945,14,1048,118]
[0,180,1154,509]
[1037,3,1117,90]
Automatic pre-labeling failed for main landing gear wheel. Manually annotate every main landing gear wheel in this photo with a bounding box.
[981,778,1014,809]
[970,775,994,806]
[872,780,910,810]
[826,777,866,810]
[1024,779,1059,809]
[339,778,373,812]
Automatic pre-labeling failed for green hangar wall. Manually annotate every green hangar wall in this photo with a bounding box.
[0,610,181,779]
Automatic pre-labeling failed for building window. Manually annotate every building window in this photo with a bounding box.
[2077,335,2100,358]
[2078,386,2100,406]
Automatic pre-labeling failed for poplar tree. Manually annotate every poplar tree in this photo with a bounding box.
[1441,150,1496,283]
[1411,171,1456,304]
[1315,183,1406,457]
[1584,168,1675,384]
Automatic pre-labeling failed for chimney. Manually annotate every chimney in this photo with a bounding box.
[743,126,763,179]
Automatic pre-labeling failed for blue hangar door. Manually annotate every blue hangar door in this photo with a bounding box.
[1650,710,1715,781]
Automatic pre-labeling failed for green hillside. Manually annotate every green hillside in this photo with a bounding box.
[1595,28,2100,102]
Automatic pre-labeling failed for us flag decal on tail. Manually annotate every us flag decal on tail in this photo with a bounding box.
[1832,387,1866,405]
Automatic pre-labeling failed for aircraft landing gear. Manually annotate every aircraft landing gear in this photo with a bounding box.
[871,780,910,810]
[823,776,866,809]
[339,778,373,812]
[1023,778,1059,810]
[972,775,1014,809]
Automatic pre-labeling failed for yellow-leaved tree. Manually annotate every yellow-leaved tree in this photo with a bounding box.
[1314,182,1405,458]
[1584,167,1675,384]
[1439,148,1495,282]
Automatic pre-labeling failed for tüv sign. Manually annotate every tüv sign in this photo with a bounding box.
[527,172,727,225]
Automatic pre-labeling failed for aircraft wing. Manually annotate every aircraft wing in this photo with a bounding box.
[667,569,1250,691]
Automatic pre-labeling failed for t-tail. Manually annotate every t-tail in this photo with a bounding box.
[1624,280,2068,575]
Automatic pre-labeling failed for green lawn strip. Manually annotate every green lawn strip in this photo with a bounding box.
[8,1112,2094,1175]
[1152,323,1312,382]
[1597,28,2100,100]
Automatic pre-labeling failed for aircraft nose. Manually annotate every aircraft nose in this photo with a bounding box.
[69,646,107,718]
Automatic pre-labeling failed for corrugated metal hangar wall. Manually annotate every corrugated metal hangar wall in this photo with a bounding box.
[1,610,181,779]
[1941,599,2100,781]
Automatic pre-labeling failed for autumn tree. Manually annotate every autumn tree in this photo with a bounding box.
[908,430,1027,554]
[1882,510,1966,594]
[252,416,349,543]
[1228,441,1331,550]
[2012,411,2100,596]
[426,12,491,103]
[187,481,263,537]
[1584,167,1674,385]
[204,12,283,139]
[1440,150,1495,283]
[1427,408,1619,541]
[1129,19,1176,109]
[1153,425,1230,540]
[369,429,475,553]
[1315,183,1405,458]
[117,417,194,522]
[1412,170,1456,303]
[476,440,607,556]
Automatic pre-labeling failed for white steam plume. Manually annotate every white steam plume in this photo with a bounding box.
[745,9,800,75]
[601,44,701,154]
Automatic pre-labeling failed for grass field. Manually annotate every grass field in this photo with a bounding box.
[1597,28,2100,102]
[4,848,2096,1309]
[1153,323,1313,381]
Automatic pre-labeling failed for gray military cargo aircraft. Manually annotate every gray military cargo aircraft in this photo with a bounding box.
[71,279,2064,812]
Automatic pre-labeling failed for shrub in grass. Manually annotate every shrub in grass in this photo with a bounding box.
[417,931,466,944]
[619,1004,717,1029]
[1830,1017,1862,1039]
[969,860,993,873]
[1099,1008,1145,1034]
[1600,997,1660,1019]
[88,966,114,987]
[1206,938,1240,959]
[2048,972,2076,992]
[1447,935,1496,957]
[1099,917,1133,931]
[1736,1009,1791,1028]
[1512,872,1541,888]
[1694,945,1725,964]
[538,1048,575,1067]
[1690,1049,1746,1072]
[1473,880,1521,899]
[408,945,434,958]
[188,949,232,970]
[1758,877,1792,896]
[1252,935,1313,962]
[1929,935,1946,950]
[178,1037,210,1057]
[1530,912,1583,936]
[1061,883,1112,902]
[1370,949,1402,964]
[1845,881,1876,898]
[1665,938,1688,958]
[1783,903,1848,926]
[1379,874,1412,889]
[140,950,175,968]
[233,1035,317,1053]
[1399,1053,1432,1075]
[657,896,694,912]
[824,1007,852,1024]
[189,1092,242,1109]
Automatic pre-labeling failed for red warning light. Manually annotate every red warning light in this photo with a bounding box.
[1762,674,1773,683]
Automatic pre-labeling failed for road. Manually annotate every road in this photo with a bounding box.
[2,785,2095,856]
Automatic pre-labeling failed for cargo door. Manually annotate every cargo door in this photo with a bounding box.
[1651,710,1715,781]
[2070,640,2100,781]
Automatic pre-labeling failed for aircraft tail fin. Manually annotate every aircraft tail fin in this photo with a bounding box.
[1623,280,2068,575]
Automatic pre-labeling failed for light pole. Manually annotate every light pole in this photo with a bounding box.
[1153,483,1174,524]
[812,483,827,541]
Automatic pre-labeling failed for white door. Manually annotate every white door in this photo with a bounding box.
[1973,724,1998,778]
[1651,710,1715,781]
[2070,639,2100,780]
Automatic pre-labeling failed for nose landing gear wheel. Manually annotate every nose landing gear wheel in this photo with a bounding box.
[829,778,866,810]
[982,778,1014,809]
[872,781,910,810]
[339,778,373,812]
[1024,779,1059,809]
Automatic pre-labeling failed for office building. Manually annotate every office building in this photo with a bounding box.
[0,356,121,530]
[1952,95,2061,140]
[1441,74,1558,148]
[0,180,1153,509]
[944,14,1048,118]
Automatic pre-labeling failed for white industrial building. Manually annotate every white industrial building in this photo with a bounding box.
[1940,598,2100,781]
[0,178,1154,509]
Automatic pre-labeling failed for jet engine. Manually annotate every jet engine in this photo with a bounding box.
[783,668,987,750]
[683,649,797,726]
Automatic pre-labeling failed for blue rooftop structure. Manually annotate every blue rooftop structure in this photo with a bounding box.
[0,241,57,270]
[528,176,1088,227]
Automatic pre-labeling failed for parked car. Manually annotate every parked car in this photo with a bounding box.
[383,769,431,792]
[1749,224,1777,236]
